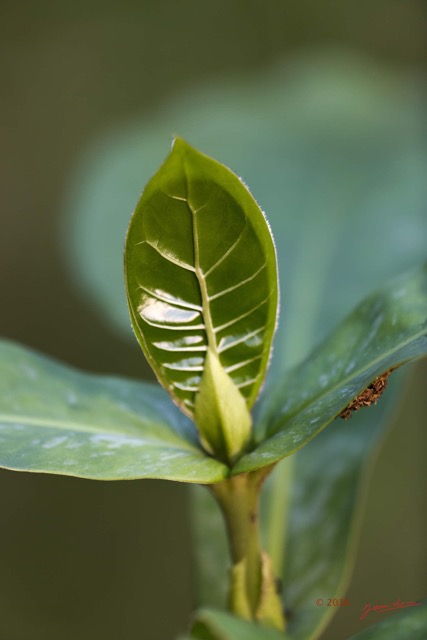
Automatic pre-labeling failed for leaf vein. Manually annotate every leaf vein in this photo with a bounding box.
[208,263,266,301]
[204,224,246,278]
[136,240,195,272]
[218,327,264,353]
[226,355,263,373]
[214,295,271,334]
[138,283,202,312]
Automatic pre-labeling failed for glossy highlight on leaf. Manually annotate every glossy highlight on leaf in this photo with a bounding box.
[125,138,278,419]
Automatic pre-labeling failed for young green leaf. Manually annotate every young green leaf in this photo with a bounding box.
[0,341,228,483]
[194,348,252,464]
[235,262,427,474]
[125,138,278,423]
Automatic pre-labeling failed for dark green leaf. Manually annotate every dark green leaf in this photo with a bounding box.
[234,263,427,474]
[349,600,427,639]
[269,381,399,640]
[124,138,278,420]
[0,341,228,482]
[190,609,285,640]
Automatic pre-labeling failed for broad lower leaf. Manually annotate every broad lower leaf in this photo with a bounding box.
[234,263,427,474]
[124,138,278,420]
[349,600,427,639]
[0,341,228,482]
[190,609,285,640]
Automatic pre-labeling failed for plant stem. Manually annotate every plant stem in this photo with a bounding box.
[211,470,285,631]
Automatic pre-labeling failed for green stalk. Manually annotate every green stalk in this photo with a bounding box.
[212,470,285,631]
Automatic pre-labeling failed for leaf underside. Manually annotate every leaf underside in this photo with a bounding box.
[125,138,278,419]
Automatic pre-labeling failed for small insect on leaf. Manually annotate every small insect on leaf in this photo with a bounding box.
[339,369,394,420]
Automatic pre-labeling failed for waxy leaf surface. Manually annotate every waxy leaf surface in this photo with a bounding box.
[234,263,427,474]
[125,138,278,418]
[0,341,228,482]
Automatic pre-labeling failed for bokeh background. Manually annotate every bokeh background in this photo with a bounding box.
[0,2,426,638]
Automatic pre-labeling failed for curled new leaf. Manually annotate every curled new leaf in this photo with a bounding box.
[194,348,252,464]
[125,138,278,423]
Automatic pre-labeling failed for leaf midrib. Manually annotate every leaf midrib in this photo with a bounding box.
[0,413,199,451]
[190,202,217,355]
[184,165,218,360]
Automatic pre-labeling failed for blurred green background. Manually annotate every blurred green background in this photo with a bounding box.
[0,1,426,639]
